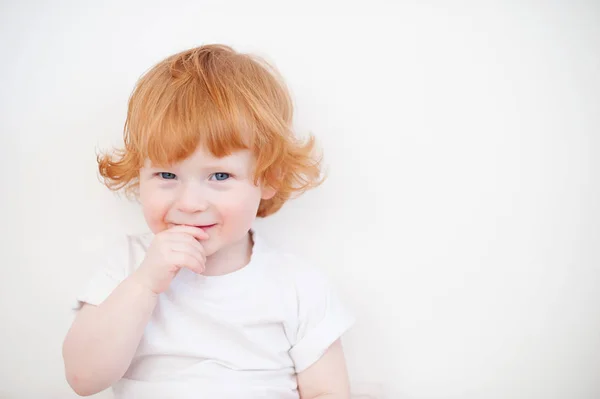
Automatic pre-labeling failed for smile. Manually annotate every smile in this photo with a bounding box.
[194,224,216,230]
[169,223,216,231]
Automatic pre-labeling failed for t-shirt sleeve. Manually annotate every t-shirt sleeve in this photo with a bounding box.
[288,262,355,372]
[72,236,131,310]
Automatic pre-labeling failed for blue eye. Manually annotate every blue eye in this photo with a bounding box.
[211,172,230,181]
[158,172,177,180]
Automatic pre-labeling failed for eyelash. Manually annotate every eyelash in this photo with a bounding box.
[157,172,176,180]
[156,172,231,181]
[210,172,231,181]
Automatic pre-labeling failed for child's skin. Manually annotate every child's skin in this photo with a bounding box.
[62,146,351,397]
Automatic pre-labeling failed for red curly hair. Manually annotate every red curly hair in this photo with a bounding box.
[97,44,323,217]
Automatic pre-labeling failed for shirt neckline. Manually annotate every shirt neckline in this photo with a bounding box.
[170,229,266,292]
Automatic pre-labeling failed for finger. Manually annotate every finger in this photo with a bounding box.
[166,233,207,256]
[167,225,210,241]
[169,242,205,266]
[169,250,205,274]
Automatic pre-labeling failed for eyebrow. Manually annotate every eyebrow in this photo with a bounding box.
[145,158,246,171]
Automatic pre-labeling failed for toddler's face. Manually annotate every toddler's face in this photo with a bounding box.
[138,146,274,257]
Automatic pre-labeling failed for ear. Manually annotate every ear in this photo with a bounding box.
[261,185,277,200]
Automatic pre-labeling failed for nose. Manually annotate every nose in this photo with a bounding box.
[175,181,209,214]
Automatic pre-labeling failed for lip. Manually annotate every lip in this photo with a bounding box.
[194,224,216,230]
[169,223,216,230]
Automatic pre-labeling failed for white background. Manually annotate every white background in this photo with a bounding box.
[1,1,599,398]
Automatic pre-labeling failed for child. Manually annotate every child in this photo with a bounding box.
[62,44,355,399]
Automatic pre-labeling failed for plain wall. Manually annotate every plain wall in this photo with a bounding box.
[1,1,599,398]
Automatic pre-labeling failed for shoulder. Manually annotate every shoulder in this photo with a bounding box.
[256,236,326,284]
[252,234,355,371]
[90,231,153,276]
[73,232,153,308]
[252,233,332,296]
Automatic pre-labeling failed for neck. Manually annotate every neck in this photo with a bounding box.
[203,231,253,276]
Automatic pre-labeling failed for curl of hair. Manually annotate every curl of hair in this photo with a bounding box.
[97,44,324,217]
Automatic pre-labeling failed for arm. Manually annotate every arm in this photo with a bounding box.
[297,339,351,399]
[62,275,158,396]
[62,225,208,396]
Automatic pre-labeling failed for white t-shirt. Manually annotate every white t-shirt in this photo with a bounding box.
[75,231,354,399]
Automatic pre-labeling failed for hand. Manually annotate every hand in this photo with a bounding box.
[133,225,209,295]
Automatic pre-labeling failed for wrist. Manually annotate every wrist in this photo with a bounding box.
[129,271,161,298]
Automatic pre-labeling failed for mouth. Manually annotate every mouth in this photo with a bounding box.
[196,224,216,230]
[169,223,216,231]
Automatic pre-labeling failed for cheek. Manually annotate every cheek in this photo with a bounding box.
[217,188,262,225]
[140,186,171,228]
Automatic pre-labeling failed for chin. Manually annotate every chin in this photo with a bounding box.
[202,240,219,257]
